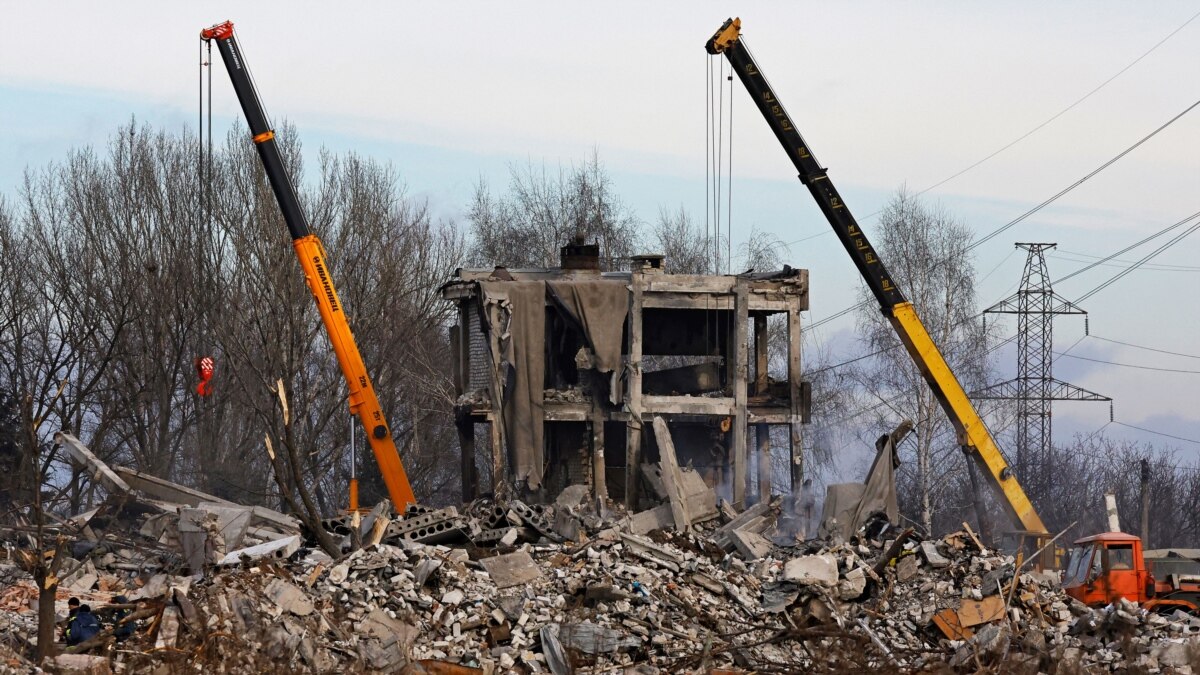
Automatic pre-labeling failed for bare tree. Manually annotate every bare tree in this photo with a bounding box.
[850,189,997,534]
[652,206,720,274]
[467,152,641,270]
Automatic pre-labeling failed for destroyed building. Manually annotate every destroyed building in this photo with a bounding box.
[441,240,811,509]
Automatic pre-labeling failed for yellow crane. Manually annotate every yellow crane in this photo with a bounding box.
[707,18,1048,538]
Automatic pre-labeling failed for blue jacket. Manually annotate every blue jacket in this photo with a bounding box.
[66,610,101,646]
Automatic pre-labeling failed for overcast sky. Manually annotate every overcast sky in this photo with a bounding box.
[3,1,1199,474]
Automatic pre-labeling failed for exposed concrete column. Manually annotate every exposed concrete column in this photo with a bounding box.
[754,314,771,503]
[787,302,804,492]
[732,279,749,507]
[624,270,644,509]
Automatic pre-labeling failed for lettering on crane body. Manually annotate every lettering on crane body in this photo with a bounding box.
[312,257,340,312]
[228,44,243,72]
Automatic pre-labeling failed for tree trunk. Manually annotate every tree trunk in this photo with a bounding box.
[36,575,57,661]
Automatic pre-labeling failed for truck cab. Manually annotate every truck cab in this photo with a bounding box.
[1064,532,1200,613]
[1064,532,1148,606]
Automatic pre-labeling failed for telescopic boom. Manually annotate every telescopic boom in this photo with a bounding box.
[706,18,1047,535]
[201,20,416,510]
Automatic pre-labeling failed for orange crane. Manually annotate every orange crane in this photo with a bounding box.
[201,21,416,510]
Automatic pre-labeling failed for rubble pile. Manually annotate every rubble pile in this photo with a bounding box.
[2,440,1199,673]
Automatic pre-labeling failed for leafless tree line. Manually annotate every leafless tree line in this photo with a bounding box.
[0,121,463,516]
[844,190,1199,546]
[2,124,1195,551]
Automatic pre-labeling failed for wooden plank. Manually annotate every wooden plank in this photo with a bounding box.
[651,417,691,531]
[957,595,1005,627]
[625,272,644,510]
[787,302,804,491]
[732,279,749,506]
[56,432,130,495]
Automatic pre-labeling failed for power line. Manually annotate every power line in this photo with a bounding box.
[970,97,1200,251]
[801,102,1200,333]
[766,9,1200,254]
[1054,210,1200,284]
[916,8,1200,198]
[1112,421,1200,447]
[1090,335,1200,360]
[1054,351,1200,375]
[1052,250,1200,272]
[1075,219,1200,303]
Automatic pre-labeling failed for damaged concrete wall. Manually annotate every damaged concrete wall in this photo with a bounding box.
[444,253,811,509]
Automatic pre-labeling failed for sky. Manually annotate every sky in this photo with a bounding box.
[3,1,1200,477]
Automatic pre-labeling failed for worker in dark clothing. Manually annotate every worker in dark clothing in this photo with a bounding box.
[62,597,81,643]
[112,595,135,640]
[66,604,101,646]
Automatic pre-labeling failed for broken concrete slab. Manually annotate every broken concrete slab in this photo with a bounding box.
[919,540,950,568]
[197,502,254,550]
[625,503,675,536]
[55,432,130,495]
[558,621,642,654]
[729,529,773,561]
[115,466,299,533]
[51,654,112,675]
[555,484,590,508]
[837,566,867,600]
[266,578,314,616]
[480,551,542,589]
[650,417,691,531]
[219,534,301,566]
[782,554,838,586]
[712,497,776,550]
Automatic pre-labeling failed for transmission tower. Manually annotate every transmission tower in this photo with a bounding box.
[974,243,1110,486]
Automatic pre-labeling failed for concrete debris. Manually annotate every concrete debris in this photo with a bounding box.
[218,534,301,566]
[4,437,1200,672]
[783,553,839,586]
[479,550,541,589]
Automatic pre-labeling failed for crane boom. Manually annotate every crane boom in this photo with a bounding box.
[201,21,416,510]
[706,18,1047,535]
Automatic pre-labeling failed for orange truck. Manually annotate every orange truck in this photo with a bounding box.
[1063,531,1200,613]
